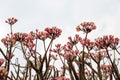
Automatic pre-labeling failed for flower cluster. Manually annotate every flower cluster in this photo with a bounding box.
[1,27,62,50]
[50,54,57,60]
[12,32,28,42]
[23,32,35,50]
[68,35,80,46]
[84,70,93,77]
[100,64,112,74]
[76,22,96,33]
[45,27,62,39]
[0,67,8,79]
[64,50,79,59]
[0,58,4,66]
[5,17,17,25]
[95,35,119,49]
[1,34,16,47]
[80,38,95,51]
[0,59,8,79]
[51,44,62,53]
[36,30,49,40]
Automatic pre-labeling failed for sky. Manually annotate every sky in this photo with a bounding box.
[0,0,120,39]
[0,0,120,78]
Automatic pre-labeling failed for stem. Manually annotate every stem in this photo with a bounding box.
[58,53,64,65]
[43,54,51,78]
[113,50,116,64]
[68,59,74,80]
[6,44,12,74]
[10,25,13,35]
[11,71,16,80]
[81,33,88,80]
[106,48,120,80]
[0,48,7,59]
[98,51,102,80]
[57,53,66,76]
[29,68,31,80]
[115,48,120,55]
[43,40,47,52]
[20,42,27,59]
[69,59,79,80]
[42,39,53,64]
[39,39,54,79]
[16,64,20,80]
[34,39,38,68]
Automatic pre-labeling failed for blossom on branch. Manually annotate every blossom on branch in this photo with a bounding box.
[0,58,4,66]
[95,35,119,49]
[5,17,17,25]
[1,34,16,47]
[0,67,8,79]
[76,22,96,33]
[36,30,49,40]
[45,27,62,39]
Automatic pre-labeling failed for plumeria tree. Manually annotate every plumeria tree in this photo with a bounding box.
[0,17,120,80]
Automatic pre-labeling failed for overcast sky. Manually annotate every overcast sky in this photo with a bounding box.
[0,0,120,39]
